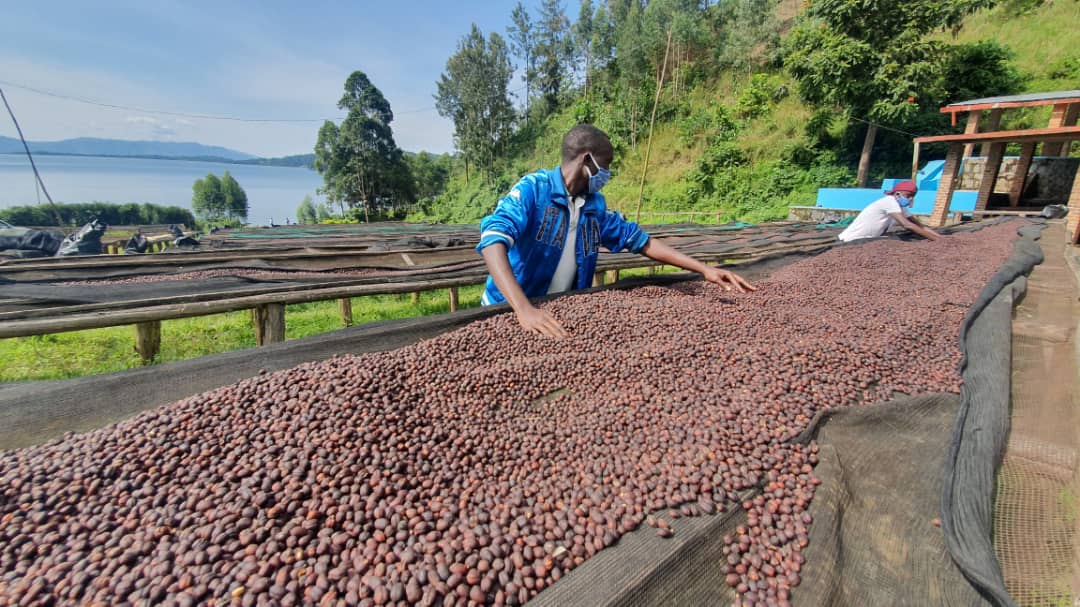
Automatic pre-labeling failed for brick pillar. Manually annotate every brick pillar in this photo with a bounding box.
[1007,143,1037,207]
[961,112,981,159]
[1042,103,1076,156]
[1067,162,1080,245]
[974,143,1006,212]
[976,109,1003,156]
[930,144,963,227]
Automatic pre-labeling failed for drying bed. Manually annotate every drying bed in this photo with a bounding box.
[0,221,1031,607]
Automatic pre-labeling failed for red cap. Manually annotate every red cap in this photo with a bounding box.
[885,180,918,195]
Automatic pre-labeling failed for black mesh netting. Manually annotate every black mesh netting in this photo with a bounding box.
[532,222,1044,607]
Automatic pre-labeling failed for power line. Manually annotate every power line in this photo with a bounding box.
[847,114,920,139]
[0,79,530,122]
[0,85,63,226]
[0,79,347,123]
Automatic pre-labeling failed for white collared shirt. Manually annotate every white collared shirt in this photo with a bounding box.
[547,196,586,294]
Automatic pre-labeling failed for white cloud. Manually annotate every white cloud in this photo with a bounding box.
[124,115,181,139]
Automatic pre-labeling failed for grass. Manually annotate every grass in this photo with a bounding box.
[0,268,688,383]
[0,285,486,383]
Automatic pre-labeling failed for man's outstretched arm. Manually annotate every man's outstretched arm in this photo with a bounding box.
[889,213,941,241]
[640,238,756,292]
[481,243,568,339]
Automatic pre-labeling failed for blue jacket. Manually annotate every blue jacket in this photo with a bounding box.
[477,167,651,305]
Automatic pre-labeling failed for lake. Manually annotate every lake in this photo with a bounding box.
[0,153,327,226]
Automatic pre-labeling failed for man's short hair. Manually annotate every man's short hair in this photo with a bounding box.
[561,124,613,164]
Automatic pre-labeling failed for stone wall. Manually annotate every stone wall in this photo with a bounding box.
[959,156,1079,203]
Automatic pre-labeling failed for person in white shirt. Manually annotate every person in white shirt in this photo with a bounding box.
[837,180,942,243]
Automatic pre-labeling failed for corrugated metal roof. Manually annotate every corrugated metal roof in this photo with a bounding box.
[945,90,1080,108]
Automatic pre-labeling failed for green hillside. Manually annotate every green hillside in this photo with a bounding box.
[943,0,1080,130]
[409,0,1078,226]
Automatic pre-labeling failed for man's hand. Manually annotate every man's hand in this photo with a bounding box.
[701,267,757,293]
[516,304,568,339]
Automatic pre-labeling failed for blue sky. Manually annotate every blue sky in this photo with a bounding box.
[0,1,574,157]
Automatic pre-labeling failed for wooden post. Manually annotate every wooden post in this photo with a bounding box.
[605,270,619,285]
[338,298,353,327]
[1042,103,1075,156]
[134,321,161,363]
[912,141,921,182]
[974,142,1006,212]
[448,287,459,312]
[1008,143,1037,207]
[961,111,982,159]
[929,143,963,227]
[253,303,285,346]
[593,272,605,287]
[856,122,878,188]
[411,291,421,305]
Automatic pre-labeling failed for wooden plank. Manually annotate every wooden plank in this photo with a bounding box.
[0,238,845,338]
[1008,143,1037,207]
[929,144,964,227]
[0,276,488,337]
[605,270,619,285]
[914,125,1080,145]
[253,303,285,346]
[970,210,1045,216]
[912,141,921,181]
[593,272,605,287]
[942,97,1080,114]
[134,320,161,363]
[0,244,476,274]
[338,298,353,327]
[449,287,459,313]
[974,142,1006,212]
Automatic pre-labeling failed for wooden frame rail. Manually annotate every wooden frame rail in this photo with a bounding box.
[0,239,838,360]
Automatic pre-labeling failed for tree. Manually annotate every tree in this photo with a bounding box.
[573,0,595,98]
[783,0,998,186]
[316,202,333,222]
[534,0,572,114]
[436,24,516,185]
[191,173,226,220]
[507,3,537,118]
[221,171,248,221]
[407,152,454,202]
[590,2,615,73]
[296,195,317,224]
[713,0,778,75]
[314,71,416,221]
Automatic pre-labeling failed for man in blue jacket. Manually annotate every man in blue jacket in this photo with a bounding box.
[478,124,755,338]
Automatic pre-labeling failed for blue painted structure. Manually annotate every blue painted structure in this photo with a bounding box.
[815,160,977,215]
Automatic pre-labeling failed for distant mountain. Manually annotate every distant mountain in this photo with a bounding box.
[0,136,256,161]
[237,154,316,169]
